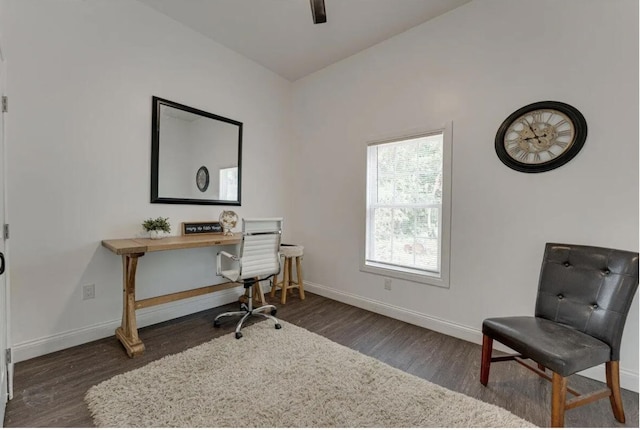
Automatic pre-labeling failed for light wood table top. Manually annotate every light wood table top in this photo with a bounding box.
[102,233,241,255]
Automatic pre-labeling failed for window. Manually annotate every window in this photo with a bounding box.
[219,167,238,201]
[363,124,451,287]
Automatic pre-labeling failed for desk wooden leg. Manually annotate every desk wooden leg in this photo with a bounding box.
[115,253,146,358]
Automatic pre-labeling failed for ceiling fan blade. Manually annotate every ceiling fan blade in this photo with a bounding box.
[310,0,327,24]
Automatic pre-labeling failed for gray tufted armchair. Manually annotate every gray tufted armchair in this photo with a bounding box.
[480,243,639,427]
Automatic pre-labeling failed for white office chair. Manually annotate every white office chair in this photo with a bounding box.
[213,218,283,339]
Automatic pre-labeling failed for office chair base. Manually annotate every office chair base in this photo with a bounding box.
[214,304,281,339]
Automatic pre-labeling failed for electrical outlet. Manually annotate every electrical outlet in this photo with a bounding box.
[384,278,392,291]
[82,284,95,300]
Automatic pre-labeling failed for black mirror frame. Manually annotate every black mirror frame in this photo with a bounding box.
[150,96,242,206]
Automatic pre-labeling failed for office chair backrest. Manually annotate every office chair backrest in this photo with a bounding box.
[535,243,639,360]
[238,218,283,280]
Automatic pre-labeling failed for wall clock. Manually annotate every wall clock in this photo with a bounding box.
[495,101,587,173]
[196,166,209,192]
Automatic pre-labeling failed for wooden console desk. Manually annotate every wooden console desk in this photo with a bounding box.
[102,234,241,357]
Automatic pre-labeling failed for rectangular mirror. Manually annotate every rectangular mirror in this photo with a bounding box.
[151,96,242,206]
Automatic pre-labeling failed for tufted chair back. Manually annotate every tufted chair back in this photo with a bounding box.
[535,243,639,360]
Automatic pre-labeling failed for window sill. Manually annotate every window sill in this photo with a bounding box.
[360,261,449,288]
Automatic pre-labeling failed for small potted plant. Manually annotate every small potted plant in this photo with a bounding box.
[142,217,171,239]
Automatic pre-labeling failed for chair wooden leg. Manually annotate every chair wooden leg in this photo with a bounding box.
[270,271,278,299]
[551,372,567,427]
[253,277,266,305]
[480,334,493,386]
[281,257,289,304]
[287,258,293,293]
[606,361,625,423]
[296,256,305,300]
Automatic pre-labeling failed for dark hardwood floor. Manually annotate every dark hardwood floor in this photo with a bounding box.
[4,292,639,427]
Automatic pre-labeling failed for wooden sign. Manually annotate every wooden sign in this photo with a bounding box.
[181,221,223,236]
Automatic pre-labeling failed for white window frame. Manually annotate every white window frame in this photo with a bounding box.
[360,122,452,288]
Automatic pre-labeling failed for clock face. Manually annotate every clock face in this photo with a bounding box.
[495,101,587,173]
[196,166,209,192]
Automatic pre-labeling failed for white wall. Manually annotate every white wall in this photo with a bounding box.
[1,0,294,360]
[291,0,639,390]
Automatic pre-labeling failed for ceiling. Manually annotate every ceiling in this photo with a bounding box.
[137,0,472,81]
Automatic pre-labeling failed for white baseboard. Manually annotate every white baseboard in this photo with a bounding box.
[12,287,244,363]
[304,281,639,393]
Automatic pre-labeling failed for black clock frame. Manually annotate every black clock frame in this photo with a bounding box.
[495,101,587,173]
[196,165,210,192]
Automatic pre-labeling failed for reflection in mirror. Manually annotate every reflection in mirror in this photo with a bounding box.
[151,97,242,205]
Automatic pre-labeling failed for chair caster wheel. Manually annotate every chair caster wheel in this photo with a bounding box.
[275,323,282,330]
[213,320,221,328]
[235,332,243,339]
[271,309,277,316]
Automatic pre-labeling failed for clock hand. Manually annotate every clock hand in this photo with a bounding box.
[521,118,539,137]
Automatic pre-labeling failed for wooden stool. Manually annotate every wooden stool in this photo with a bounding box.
[271,245,305,304]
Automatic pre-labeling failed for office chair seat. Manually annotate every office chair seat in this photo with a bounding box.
[219,269,240,282]
[483,316,610,376]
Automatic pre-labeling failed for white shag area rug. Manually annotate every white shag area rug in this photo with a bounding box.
[85,320,534,427]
